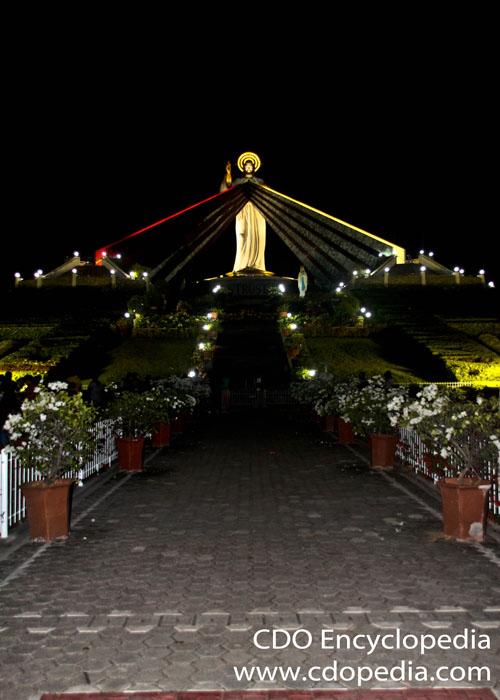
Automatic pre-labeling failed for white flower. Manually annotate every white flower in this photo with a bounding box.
[47,381,68,391]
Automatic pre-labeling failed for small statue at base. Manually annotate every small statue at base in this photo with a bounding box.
[298,265,308,297]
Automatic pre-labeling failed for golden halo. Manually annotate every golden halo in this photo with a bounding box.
[237,151,261,172]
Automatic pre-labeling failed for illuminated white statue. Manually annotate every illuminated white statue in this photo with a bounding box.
[298,265,308,297]
[221,152,266,274]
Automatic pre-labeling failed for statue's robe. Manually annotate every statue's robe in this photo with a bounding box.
[221,175,266,273]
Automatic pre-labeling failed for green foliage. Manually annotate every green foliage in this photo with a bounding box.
[0,324,57,340]
[105,389,157,438]
[332,293,361,324]
[4,383,97,484]
[337,375,408,436]
[0,340,19,359]
[479,334,500,355]
[398,385,500,480]
[132,312,206,337]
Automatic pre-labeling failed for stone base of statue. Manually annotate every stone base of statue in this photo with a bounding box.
[226,267,274,277]
[212,273,295,297]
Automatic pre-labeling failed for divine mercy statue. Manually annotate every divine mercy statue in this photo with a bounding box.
[220,152,267,274]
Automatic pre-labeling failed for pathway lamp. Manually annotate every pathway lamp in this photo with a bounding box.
[287,312,292,318]
[198,342,205,350]
[384,267,390,287]
[488,281,495,288]
[203,324,210,331]
[420,266,427,286]
[308,369,316,378]
[110,269,116,288]
[478,269,486,285]
[71,268,77,287]
[188,370,197,378]
[278,284,286,293]
[14,272,22,288]
[73,251,79,257]
[290,323,297,331]
[124,312,131,319]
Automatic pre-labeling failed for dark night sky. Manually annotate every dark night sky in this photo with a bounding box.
[3,19,498,290]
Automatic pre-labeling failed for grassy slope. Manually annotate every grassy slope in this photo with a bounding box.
[99,337,196,383]
[306,337,426,383]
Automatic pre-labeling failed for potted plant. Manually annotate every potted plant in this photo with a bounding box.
[397,385,500,541]
[148,380,195,446]
[311,372,340,432]
[162,376,199,433]
[339,375,408,465]
[106,389,156,470]
[4,381,97,541]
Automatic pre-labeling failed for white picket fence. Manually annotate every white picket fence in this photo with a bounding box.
[0,419,118,539]
[397,427,500,520]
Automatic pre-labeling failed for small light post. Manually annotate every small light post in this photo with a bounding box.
[478,269,486,285]
[14,272,22,288]
[420,266,427,286]
[384,267,390,287]
[71,268,77,287]
[110,269,116,288]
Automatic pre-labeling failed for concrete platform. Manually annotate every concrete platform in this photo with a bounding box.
[1,409,499,699]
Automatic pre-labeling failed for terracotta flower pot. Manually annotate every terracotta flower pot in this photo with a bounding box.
[369,433,399,469]
[152,423,171,447]
[324,415,337,433]
[338,418,355,444]
[115,437,145,471]
[439,477,491,541]
[172,415,184,434]
[21,479,74,542]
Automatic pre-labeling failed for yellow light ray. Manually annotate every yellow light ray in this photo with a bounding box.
[261,185,406,263]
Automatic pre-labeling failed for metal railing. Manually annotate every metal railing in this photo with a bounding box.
[0,419,118,539]
[397,427,500,520]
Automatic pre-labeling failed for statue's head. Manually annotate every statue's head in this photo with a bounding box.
[237,151,261,174]
[243,160,255,175]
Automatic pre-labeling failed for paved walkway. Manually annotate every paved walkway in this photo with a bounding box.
[0,409,499,700]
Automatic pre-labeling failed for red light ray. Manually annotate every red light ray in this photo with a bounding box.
[95,189,229,264]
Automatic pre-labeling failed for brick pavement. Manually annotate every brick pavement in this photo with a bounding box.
[0,409,499,700]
